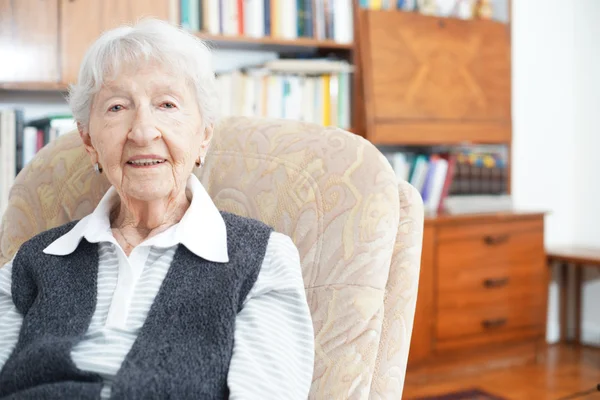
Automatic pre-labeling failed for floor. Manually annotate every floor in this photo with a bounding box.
[403,344,600,400]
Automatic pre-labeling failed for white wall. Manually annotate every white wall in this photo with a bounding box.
[512,0,600,345]
[571,0,600,346]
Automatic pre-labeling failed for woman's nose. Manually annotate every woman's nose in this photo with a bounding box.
[129,107,161,145]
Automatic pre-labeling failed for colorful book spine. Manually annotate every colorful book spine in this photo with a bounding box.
[180,0,191,29]
[304,0,313,38]
[237,0,244,34]
[264,0,271,35]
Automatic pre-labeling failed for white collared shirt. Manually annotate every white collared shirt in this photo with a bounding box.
[0,174,314,399]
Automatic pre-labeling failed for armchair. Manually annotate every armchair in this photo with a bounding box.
[0,116,424,399]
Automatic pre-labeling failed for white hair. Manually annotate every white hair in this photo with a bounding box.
[67,18,219,130]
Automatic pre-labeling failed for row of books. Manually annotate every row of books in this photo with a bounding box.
[216,59,353,129]
[0,110,75,216]
[181,0,354,42]
[359,0,417,11]
[359,0,495,20]
[384,148,511,215]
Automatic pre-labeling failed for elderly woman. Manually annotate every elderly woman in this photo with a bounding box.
[0,19,314,399]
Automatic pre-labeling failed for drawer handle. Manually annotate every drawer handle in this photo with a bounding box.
[483,277,510,288]
[482,318,507,329]
[483,234,509,245]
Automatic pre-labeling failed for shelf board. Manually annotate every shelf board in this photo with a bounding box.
[0,82,68,92]
[195,32,353,51]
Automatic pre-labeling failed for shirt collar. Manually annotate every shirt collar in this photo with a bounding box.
[42,174,229,263]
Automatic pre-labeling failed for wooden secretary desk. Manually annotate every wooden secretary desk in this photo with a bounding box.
[355,7,548,380]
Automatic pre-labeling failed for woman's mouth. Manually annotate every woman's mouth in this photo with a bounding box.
[126,159,167,167]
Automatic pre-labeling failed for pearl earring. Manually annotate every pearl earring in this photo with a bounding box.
[93,162,103,174]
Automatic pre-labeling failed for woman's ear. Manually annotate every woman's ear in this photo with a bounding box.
[202,123,214,146]
[78,122,99,164]
[200,123,214,154]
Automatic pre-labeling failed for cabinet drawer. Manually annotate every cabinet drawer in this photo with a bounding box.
[436,297,546,341]
[437,261,546,309]
[437,227,544,272]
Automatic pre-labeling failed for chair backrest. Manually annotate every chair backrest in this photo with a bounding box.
[0,116,423,399]
[371,180,423,400]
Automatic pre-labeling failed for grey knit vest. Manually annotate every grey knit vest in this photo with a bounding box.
[0,211,273,400]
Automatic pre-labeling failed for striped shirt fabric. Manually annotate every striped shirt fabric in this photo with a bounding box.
[0,175,314,399]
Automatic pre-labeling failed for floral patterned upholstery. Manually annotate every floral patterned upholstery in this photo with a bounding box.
[0,116,424,399]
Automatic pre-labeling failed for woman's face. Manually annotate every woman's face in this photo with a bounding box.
[80,63,212,203]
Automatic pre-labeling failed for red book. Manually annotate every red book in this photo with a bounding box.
[238,0,244,34]
[36,129,44,152]
[437,153,457,213]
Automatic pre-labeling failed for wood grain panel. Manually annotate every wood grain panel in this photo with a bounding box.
[60,0,170,85]
[0,0,59,83]
[361,10,511,123]
[407,224,435,366]
[436,298,545,340]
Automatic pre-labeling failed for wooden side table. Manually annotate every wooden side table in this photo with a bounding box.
[546,246,600,344]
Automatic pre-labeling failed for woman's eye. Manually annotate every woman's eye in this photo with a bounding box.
[109,105,124,112]
[161,102,176,109]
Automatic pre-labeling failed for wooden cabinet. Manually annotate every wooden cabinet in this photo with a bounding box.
[407,212,548,378]
[358,10,511,145]
[59,0,171,85]
[409,224,435,364]
[0,0,60,83]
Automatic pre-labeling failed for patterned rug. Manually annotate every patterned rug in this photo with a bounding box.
[408,388,506,400]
